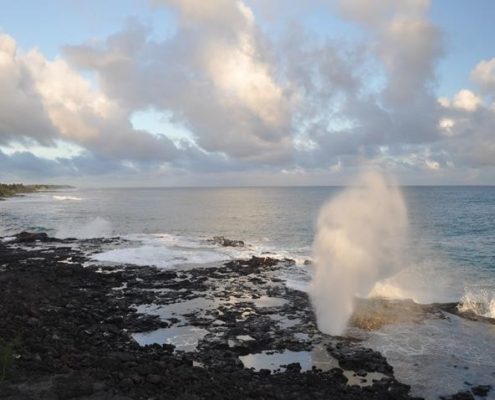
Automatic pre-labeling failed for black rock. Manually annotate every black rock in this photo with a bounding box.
[146,374,161,384]
[15,231,54,243]
[441,391,475,400]
[285,362,302,373]
[0,235,420,400]
[471,385,492,397]
[208,236,245,247]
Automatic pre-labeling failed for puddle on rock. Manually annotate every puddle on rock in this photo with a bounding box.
[269,314,301,329]
[132,326,208,352]
[253,296,288,308]
[344,371,389,387]
[294,332,310,341]
[134,297,219,323]
[228,335,256,348]
[239,345,338,373]
[240,345,388,387]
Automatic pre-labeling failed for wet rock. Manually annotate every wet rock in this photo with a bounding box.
[441,391,475,400]
[328,344,393,374]
[207,236,245,247]
[471,385,492,397]
[15,231,55,243]
[285,362,302,373]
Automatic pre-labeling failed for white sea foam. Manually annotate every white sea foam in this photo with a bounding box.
[91,232,311,269]
[92,244,229,268]
[368,255,495,312]
[281,264,312,292]
[369,259,460,304]
[458,288,495,318]
[310,170,408,335]
[363,314,495,399]
[89,233,307,268]
[91,233,239,268]
[55,217,112,239]
[53,195,84,201]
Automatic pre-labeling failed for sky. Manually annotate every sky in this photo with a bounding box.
[0,0,494,186]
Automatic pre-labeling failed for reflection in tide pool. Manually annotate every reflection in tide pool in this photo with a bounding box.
[132,326,208,352]
[239,345,388,387]
[240,345,338,373]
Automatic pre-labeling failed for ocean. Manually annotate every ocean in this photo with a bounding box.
[1,186,495,398]
[1,186,494,300]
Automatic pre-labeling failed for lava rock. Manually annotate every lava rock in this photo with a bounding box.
[15,231,54,243]
[208,236,245,247]
[441,391,475,400]
[471,385,492,397]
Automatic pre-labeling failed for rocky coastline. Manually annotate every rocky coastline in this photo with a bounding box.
[0,184,73,199]
[0,233,491,399]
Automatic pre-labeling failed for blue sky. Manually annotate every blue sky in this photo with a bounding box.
[0,0,494,185]
[0,0,174,57]
[430,0,495,97]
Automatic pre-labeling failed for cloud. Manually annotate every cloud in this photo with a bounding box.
[0,148,163,182]
[0,149,74,179]
[471,58,495,95]
[60,0,449,166]
[65,5,294,164]
[0,33,180,163]
[269,0,444,173]
[437,87,495,168]
[0,0,494,183]
[0,35,58,145]
[452,89,482,112]
[336,0,443,141]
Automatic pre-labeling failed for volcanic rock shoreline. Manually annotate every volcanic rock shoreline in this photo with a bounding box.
[0,184,73,200]
[0,232,480,400]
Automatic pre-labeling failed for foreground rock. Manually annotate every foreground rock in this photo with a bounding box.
[0,235,421,399]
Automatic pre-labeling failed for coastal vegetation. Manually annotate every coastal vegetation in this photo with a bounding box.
[0,184,72,199]
[0,337,18,382]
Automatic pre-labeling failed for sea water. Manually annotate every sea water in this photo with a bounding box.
[1,185,495,398]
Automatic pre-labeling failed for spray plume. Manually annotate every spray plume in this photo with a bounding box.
[310,170,408,335]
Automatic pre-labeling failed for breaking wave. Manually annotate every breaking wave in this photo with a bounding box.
[458,288,495,318]
[90,233,310,269]
[53,195,84,201]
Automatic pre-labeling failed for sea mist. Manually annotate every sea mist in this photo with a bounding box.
[55,217,112,239]
[310,171,408,335]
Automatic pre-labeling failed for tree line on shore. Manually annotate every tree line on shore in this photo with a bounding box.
[0,183,72,198]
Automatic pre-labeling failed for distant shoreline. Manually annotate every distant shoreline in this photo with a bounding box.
[0,183,74,199]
